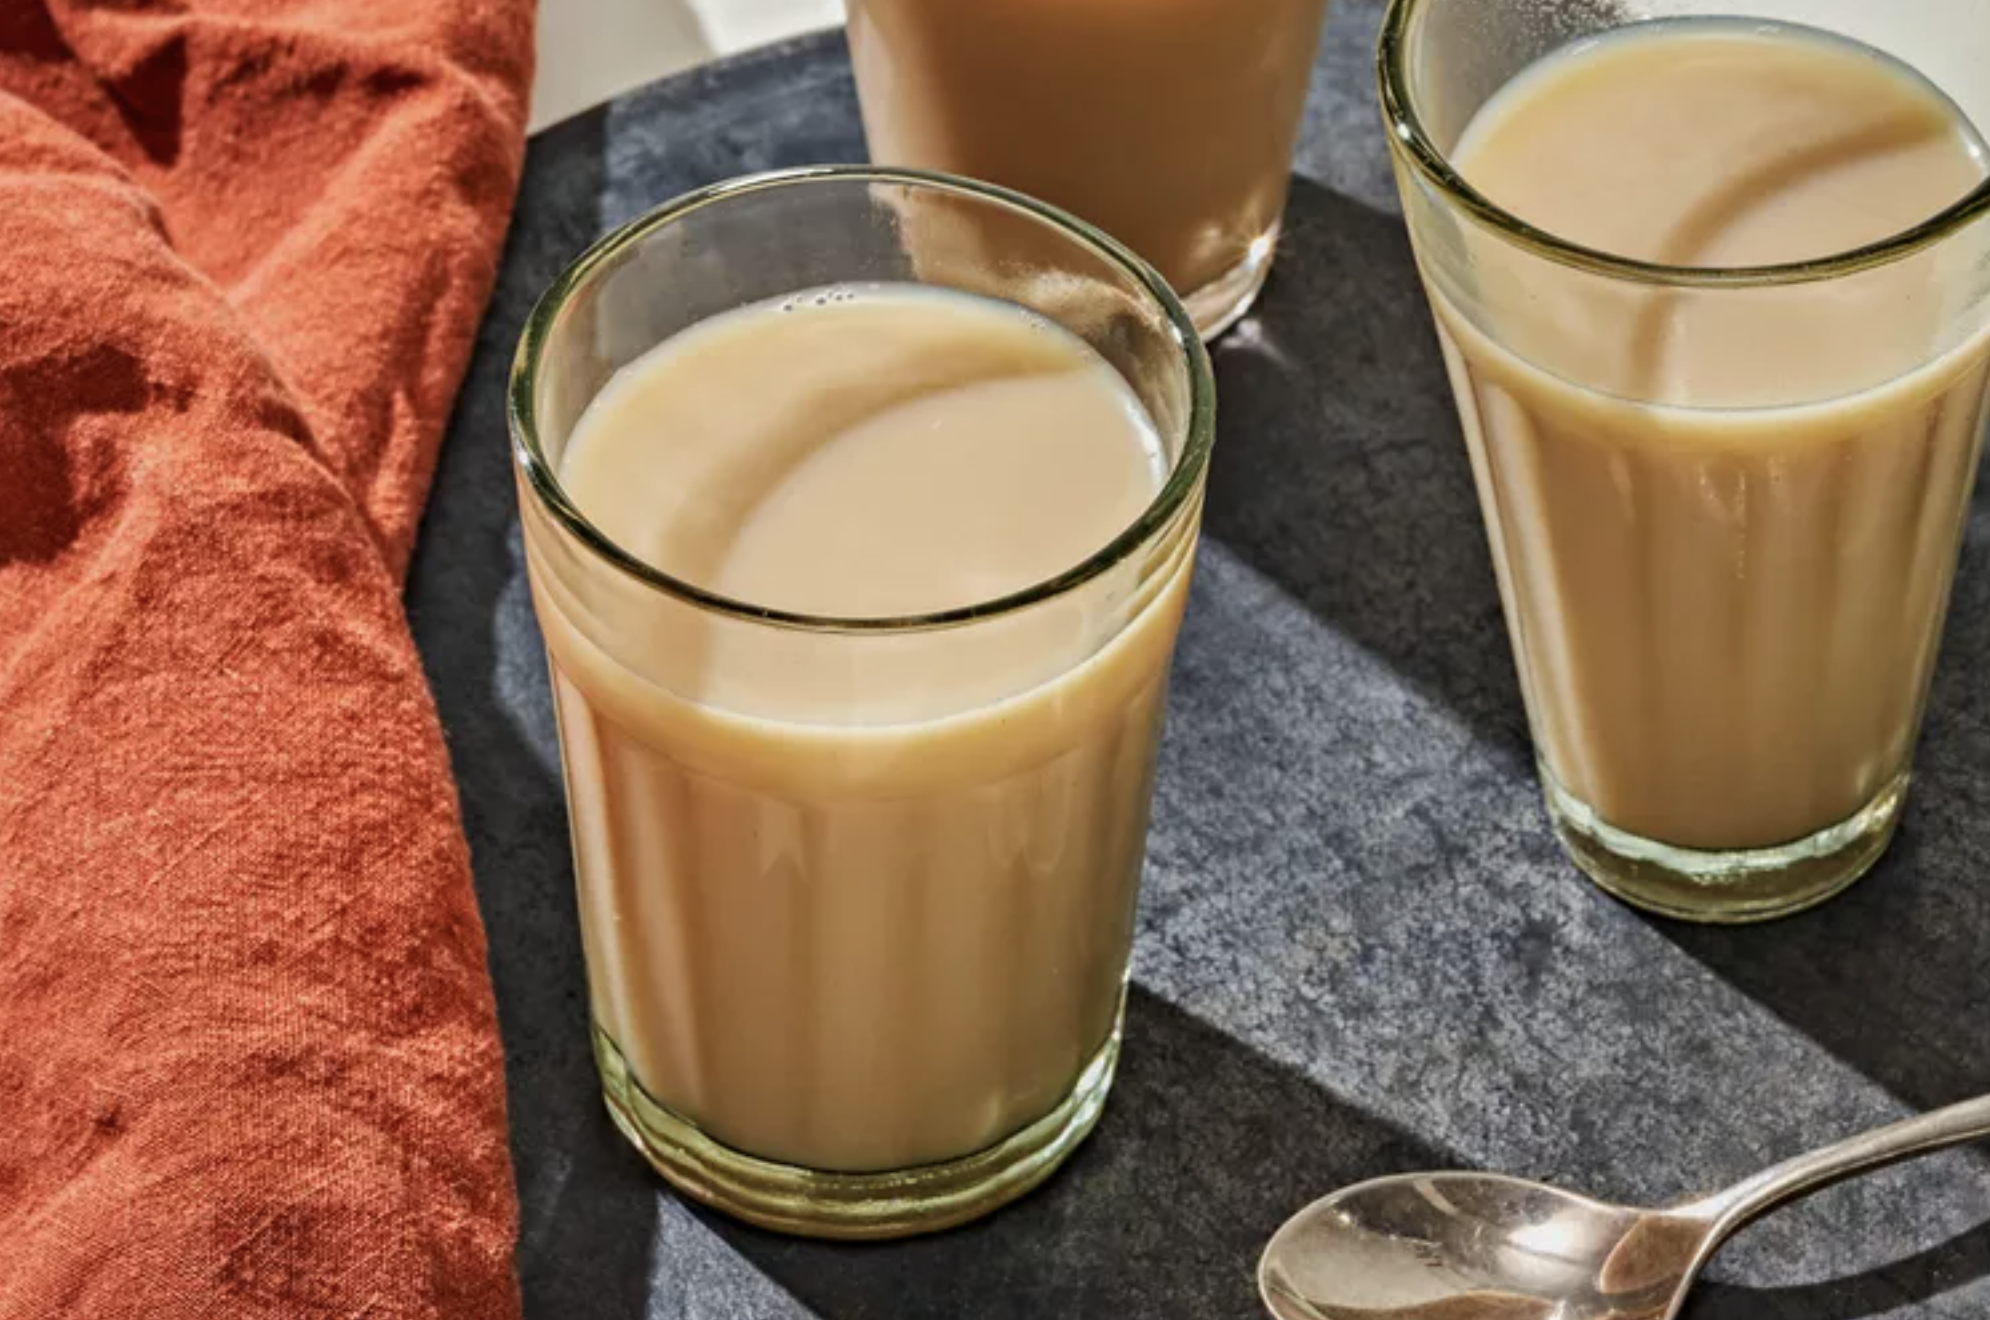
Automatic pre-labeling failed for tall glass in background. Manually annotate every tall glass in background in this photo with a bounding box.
[511,168,1214,1236]
[846,0,1333,340]
[1380,0,1990,921]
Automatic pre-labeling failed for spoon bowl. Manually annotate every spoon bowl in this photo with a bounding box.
[1261,1173,1711,1320]
[1260,1095,1990,1320]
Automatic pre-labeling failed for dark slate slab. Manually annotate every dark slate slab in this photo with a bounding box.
[409,5,1990,1316]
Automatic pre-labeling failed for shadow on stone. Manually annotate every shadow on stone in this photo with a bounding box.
[1203,176,1532,769]
[410,105,664,1320]
[1689,1213,1990,1320]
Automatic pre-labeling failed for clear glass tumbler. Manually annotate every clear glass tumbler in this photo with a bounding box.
[510,167,1214,1236]
[846,0,1334,341]
[1380,1,1990,921]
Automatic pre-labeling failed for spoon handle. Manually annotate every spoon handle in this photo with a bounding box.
[1683,1094,1990,1233]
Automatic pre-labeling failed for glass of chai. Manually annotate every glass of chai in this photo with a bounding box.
[1381,0,1990,921]
[510,168,1213,1236]
[845,0,1334,341]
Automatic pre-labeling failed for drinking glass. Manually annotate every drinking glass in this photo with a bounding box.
[510,167,1214,1235]
[846,0,1334,340]
[1380,0,1990,921]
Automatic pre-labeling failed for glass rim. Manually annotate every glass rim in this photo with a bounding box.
[1376,0,1990,288]
[508,164,1216,635]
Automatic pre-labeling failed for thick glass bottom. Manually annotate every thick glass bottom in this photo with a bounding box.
[1185,222,1280,341]
[593,1006,1123,1239]
[1543,767,1908,923]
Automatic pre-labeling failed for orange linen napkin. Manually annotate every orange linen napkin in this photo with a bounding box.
[0,2,534,1316]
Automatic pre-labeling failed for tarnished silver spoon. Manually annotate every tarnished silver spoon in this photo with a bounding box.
[1260,1095,1990,1320]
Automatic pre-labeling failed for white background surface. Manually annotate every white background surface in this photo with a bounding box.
[531,0,845,131]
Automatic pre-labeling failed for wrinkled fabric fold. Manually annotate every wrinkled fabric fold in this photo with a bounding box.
[0,2,534,1315]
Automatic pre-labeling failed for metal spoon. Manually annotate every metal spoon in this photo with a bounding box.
[1259,1094,1990,1320]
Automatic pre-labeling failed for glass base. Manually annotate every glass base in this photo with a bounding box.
[1186,222,1280,341]
[593,1007,1123,1239]
[1543,768,1908,924]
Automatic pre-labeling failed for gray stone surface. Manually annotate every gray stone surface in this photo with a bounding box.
[408,7,1990,1316]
